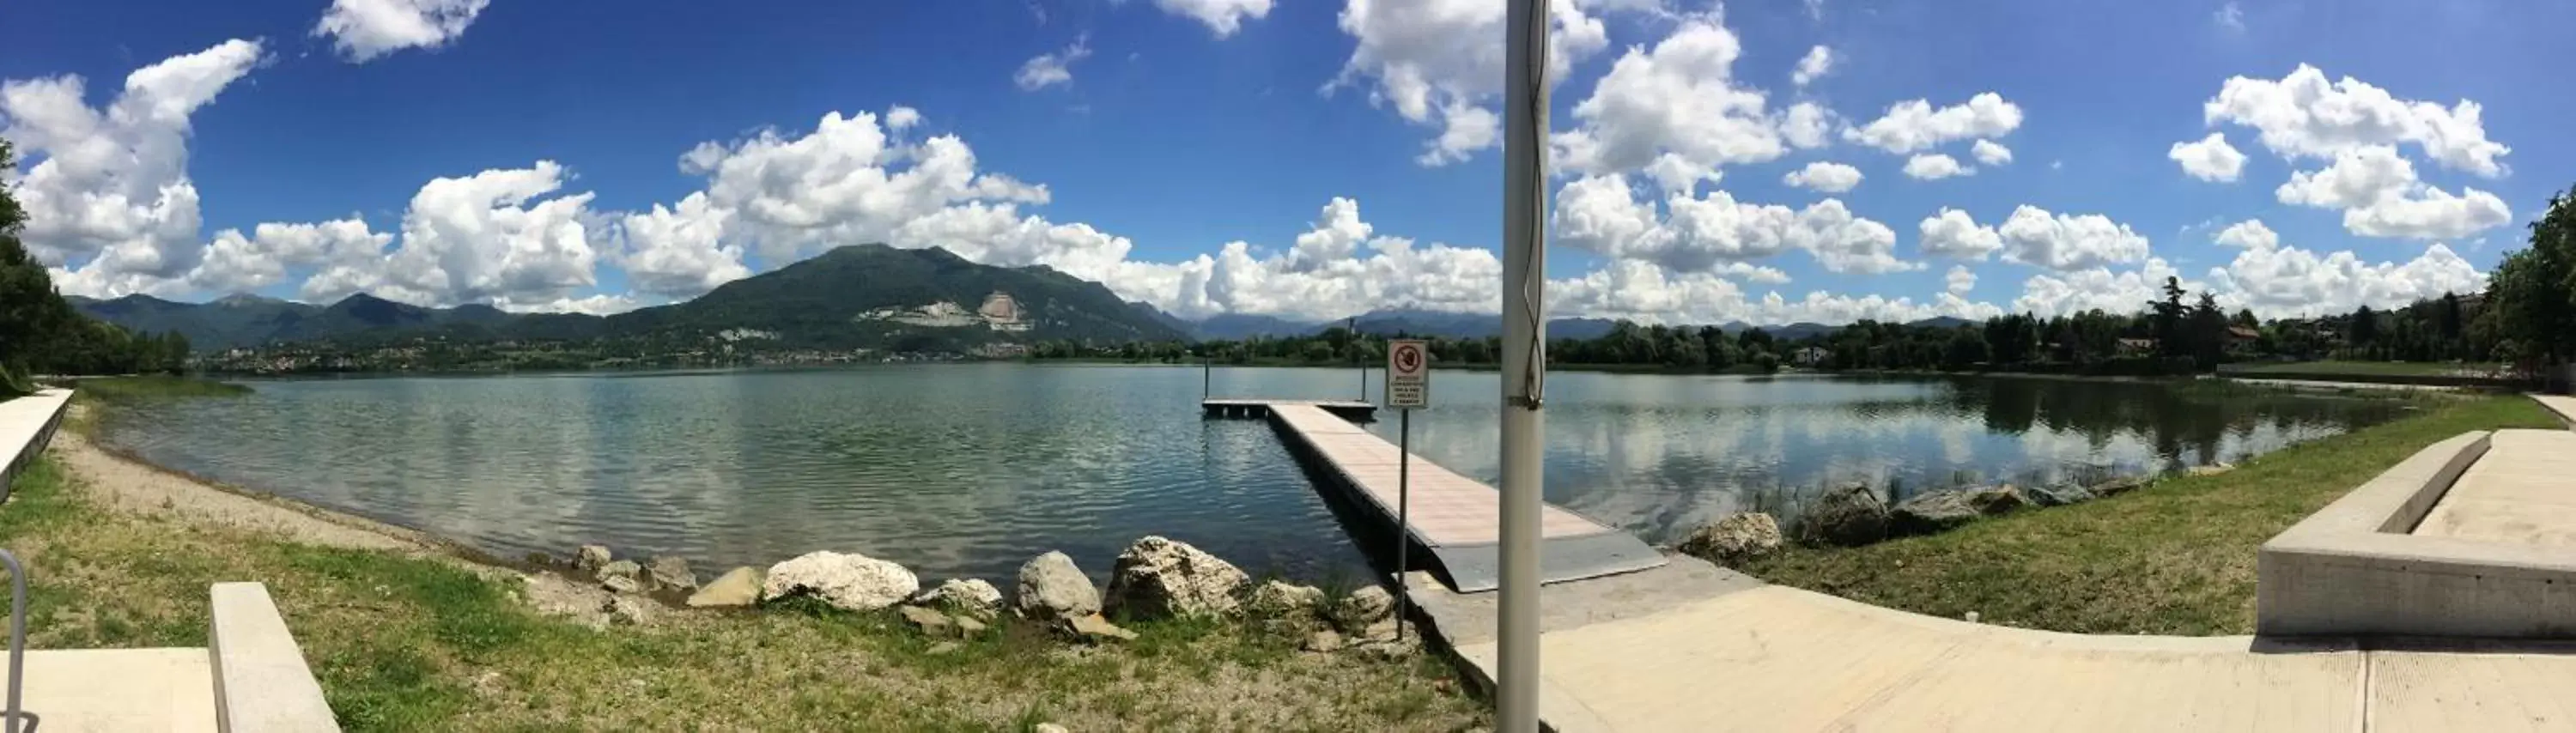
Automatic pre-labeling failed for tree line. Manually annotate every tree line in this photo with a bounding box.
[0,142,194,392]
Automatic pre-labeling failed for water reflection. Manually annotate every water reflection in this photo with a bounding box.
[101,366,2406,584]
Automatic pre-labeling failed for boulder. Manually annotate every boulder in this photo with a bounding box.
[1891,490,1977,536]
[1795,484,1891,547]
[1965,485,2030,516]
[1674,512,1783,566]
[762,551,919,612]
[602,595,651,626]
[575,544,613,572]
[910,579,1004,620]
[955,616,988,637]
[686,566,763,608]
[2187,463,2236,477]
[1303,629,1346,653]
[1016,551,1100,622]
[898,605,957,638]
[1035,724,1070,733]
[2090,476,2150,497]
[644,556,697,593]
[1103,536,1249,621]
[1246,580,1328,632]
[1064,613,1137,644]
[2023,484,2096,507]
[598,560,645,594]
[1336,585,1395,632]
[1248,580,1325,613]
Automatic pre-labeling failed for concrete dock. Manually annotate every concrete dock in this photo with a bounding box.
[1213,399,1664,592]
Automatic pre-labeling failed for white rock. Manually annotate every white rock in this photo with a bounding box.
[762,551,919,612]
[1016,551,1100,622]
[910,578,1004,619]
[1103,536,1248,620]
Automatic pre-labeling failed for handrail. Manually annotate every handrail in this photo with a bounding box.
[2,548,27,733]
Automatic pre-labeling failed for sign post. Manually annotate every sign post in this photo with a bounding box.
[1384,339,1430,639]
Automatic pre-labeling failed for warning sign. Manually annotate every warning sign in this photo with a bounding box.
[1386,339,1429,409]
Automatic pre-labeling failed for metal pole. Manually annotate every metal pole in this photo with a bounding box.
[1499,0,1548,730]
[1396,409,1411,641]
[3,549,26,733]
[1203,357,1212,402]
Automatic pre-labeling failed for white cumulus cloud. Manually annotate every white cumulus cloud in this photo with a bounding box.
[2202,64,2509,177]
[2168,132,2247,182]
[313,0,490,63]
[1791,45,1834,87]
[1997,205,2151,271]
[2,39,264,298]
[1901,154,1972,179]
[1917,208,2001,260]
[1152,0,1274,38]
[1846,93,2023,154]
[1945,264,1976,295]
[1550,21,1780,180]
[2275,145,2512,239]
[1552,173,1914,276]
[1971,139,2013,167]
[1327,0,1612,166]
[1782,161,1862,193]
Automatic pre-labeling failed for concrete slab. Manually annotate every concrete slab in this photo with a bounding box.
[1447,585,2362,732]
[2416,430,2576,547]
[2370,638,2576,732]
[2534,394,2576,427]
[210,582,338,732]
[0,647,218,732]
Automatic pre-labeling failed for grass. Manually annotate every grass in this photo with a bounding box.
[64,375,253,402]
[3,448,1487,731]
[2228,360,2504,378]
[1741,395,2562,635]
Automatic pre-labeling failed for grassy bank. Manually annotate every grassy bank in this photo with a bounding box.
[2227,360,2501,378]
[1742,395,2561,635]
[12,414,1485,730]
[64,375,253,401]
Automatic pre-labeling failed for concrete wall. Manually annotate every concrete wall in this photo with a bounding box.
[0,389,73,505]
[2259,432,2576,638]
[210,582,339,732]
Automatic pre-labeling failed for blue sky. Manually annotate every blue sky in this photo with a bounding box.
[3,0,2566,324]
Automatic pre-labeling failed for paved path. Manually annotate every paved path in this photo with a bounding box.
[1253,403,1665,591]
[2414,429,2576,546]
[2534,393,2576,427]
[0,648,218,732]
[1425,559,2576,732]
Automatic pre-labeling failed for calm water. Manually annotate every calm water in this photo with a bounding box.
[100,365,2411,585]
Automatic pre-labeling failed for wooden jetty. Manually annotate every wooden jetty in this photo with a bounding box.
[1215,399,1665,592]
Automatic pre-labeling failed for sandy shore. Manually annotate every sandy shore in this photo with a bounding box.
[55,405,639,623]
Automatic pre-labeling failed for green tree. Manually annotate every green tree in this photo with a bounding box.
[2489,188,2576,373]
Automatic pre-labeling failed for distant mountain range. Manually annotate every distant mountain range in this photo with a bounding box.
[76,245,1185,352]
[75,243,1980,354]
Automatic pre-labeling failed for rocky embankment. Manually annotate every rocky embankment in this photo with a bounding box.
[1672,470,2207,566]
[543,536,1413,657]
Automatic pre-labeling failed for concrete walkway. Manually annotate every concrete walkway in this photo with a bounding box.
[1422,558,2576,732]
[0,388,73,502]
[2414,429,2576,546]
[2534,393,2576,427]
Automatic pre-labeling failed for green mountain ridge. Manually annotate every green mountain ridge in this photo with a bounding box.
[74,244,1187,353]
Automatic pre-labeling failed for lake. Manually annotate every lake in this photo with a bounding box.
[98,365,2412,585]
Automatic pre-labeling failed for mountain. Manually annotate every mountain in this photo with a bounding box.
[76,244,1187,353]
[1908,316,1976,330]
[1190,312,1318,340]
[611,245,1184,346]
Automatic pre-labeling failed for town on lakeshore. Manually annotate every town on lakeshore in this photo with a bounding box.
[8,1,2576,730]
